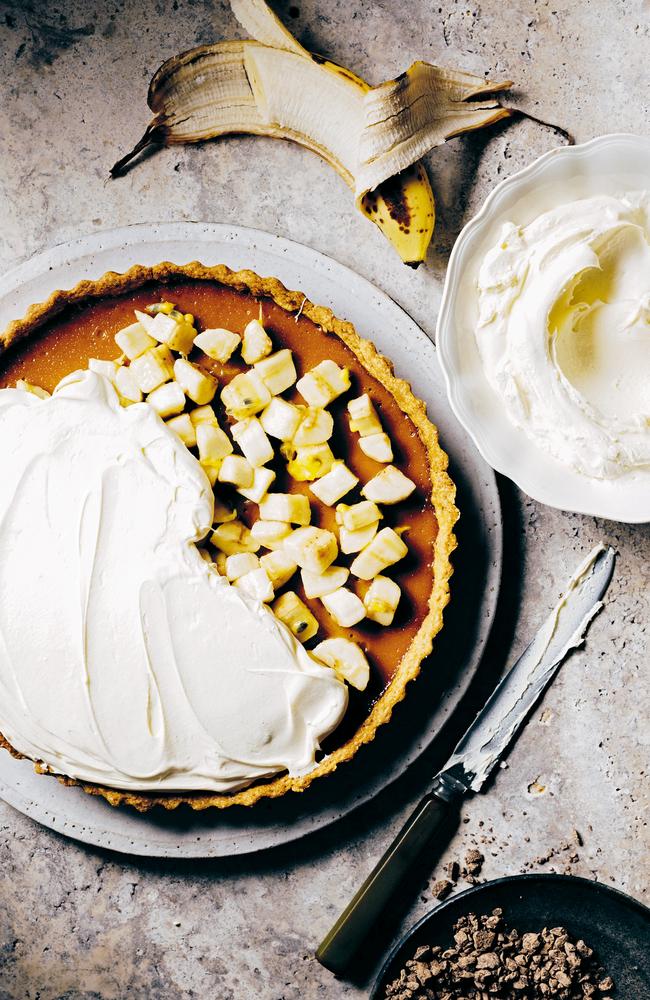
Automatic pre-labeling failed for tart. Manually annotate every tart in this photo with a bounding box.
[0,262,457,810]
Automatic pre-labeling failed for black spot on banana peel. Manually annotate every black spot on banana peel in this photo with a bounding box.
[372,176,412,231]
[358,165,436,269]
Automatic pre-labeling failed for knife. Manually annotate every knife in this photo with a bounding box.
[316,544,616,975]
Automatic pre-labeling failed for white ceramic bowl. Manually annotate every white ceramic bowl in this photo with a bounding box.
[437,133,650,523]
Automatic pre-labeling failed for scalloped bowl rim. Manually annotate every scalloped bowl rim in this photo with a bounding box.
[436,133,650,523]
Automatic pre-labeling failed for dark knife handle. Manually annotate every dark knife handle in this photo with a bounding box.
[316,776,462,975]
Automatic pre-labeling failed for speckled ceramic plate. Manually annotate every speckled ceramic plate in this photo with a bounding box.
[371,875,650,999]
[0,223,502,857]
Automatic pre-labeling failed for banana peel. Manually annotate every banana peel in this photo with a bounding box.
[229,0,308,55]
[357,61,513,195]
[110,0,516,266]
[359,164,435,269]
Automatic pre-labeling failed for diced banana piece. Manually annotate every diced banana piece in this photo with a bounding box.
[350,527,408,580]
[259,397,302,441]
[134,308,165,339]
[162,318,196,355]
[283,526,338,574]
[190,404,219,427]
[130,345,174,393]
[165,412,196,447]
[145,301,176,316]
[339,520,379,555]
[320,587,366,628]
[309,461,358,506]
[196,422,233,466]
[226,552,260,581]
[259,550,298,591]
[147,380,186,418]
[231,417,274,467]
[313,637,370,691]
[296,360,350,408]
[202,462,221,486]
[362,465,416,504]
[336,500,382,532]
[235,567,275,603]
[88,358,119,382]
[174,358,217,405]
[221,370,272,419]
[296,371,330,408]
[213,496,237,523]
[254,349,297,395]
[301,565,349,599]
[198,546,216,566]
[135,309,195,354]
[238,466,276,504]
[286,442,335,482]
[364,575,401,626]
[115,365,143,404]
[335,504,348,526]
[272,591,319,642]
[15,380,50,399]
[193,327,241,363]
[241,319,272,365]
[115,322,156,360]
[359,432,394,463]
[259,493,311,526]
[250,519,293,550]
[293,407,334,446]
[211,520,259,555]
[218,455,254,489]
[347,393,382,436]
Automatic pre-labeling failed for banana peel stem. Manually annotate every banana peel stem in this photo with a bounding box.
[507,106,574,144]
[110,119,168,178]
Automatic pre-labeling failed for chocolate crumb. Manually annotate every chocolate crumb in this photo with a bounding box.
[382,909,615,999]
[460,849,485,883]
[446,860,460,883]
[431,879,454,900]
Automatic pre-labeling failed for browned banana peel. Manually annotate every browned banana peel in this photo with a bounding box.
[111,36,512,195]
[110,0,567,265]
[356,62,513,194]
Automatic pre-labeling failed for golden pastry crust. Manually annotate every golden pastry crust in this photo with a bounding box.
[0,261,458,811]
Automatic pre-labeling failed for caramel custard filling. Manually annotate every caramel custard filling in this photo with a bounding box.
[0,280,439,739]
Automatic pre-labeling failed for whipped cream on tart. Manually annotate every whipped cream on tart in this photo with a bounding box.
[0,263,457,810]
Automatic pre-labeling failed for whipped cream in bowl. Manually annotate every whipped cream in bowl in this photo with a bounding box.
[437,133,650,522]
[476,192,650,479]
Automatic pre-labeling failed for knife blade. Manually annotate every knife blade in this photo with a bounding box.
[316,545,615,975]
[441,543,616,795]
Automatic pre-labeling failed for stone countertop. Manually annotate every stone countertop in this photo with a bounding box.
[0,1,648,997]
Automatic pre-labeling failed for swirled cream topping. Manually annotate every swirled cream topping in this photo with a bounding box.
[0,371,346,793]
[476,192,650,478]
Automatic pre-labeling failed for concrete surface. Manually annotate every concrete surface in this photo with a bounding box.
[0,1,648,997]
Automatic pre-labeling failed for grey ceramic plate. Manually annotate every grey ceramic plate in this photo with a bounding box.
[372,874,650,1000]
[0,223,502,857]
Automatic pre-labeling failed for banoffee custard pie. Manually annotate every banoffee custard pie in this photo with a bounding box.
[0,263,457,810]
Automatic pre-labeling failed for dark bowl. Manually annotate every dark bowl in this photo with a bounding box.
[371,874,650,1000]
